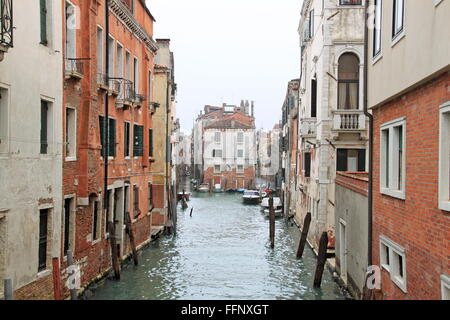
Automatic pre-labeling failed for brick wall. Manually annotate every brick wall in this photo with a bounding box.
[372,71,450,299]
[203,166,256,190]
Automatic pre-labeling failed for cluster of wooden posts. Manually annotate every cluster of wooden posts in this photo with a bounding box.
[267,196,327,288]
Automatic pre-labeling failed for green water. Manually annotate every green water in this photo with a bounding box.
[89,192,347,300]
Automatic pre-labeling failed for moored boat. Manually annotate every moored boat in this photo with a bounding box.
[260,197,283,217]
[197,183,210,193]
[242,190,261,204]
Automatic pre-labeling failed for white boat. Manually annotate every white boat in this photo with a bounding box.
[242,190,261,204]
[212,184,224,193]
[260,197,283,217]
[197,183,210,193]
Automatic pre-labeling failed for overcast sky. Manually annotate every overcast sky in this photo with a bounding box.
[147,0,302,132]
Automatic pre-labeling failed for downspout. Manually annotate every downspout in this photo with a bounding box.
[363,0,374,268]
[104,0,110,233]
[165,72,171,228]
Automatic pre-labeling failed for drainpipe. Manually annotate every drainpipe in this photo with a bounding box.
[363,0,374,268]
[165,72,171,230]
[104,0,110,227]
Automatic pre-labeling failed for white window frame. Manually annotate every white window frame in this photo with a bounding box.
[116,41,124,79]
[391,0,406,47]
[441,275,450,300]
[0,85,10,155]
[91,198,102,244]
[237,149,244,158]
[214,132,221,144]
[439,102,450,211]
[237,132,244,145]
[214,165,221,174]
[65,106,77,161]
[62,195,76,258]
[96,25,104,75]
[40,97,55,156]
[380,117,406,200]
[372,0,383,62]
[237,165,244,174]
[380,235,407,293]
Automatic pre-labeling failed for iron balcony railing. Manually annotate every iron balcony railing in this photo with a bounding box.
[109,78,134,106]
[97,72,109,89]
[0,0,13,48]
[65,58,89,79]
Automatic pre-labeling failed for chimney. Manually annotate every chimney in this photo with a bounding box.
[245,100,250,115]
[251,101,254,117]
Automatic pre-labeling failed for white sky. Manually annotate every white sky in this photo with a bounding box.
[147,0,302,132]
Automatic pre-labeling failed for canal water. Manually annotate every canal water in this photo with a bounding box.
[89,192,347,300]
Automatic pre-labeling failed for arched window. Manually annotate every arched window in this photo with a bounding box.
[338,53,360,110]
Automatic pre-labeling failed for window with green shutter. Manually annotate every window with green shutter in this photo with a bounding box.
[40,101,48,154]
[133,125,144,157]
[109,118,116,157]
[149,129,153,157]
[99,116,105,157]
[124,122,130,157]
[40,0,48,45]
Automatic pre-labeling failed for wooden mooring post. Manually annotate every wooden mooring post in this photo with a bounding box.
[313,232,329,288]
[107,221,121,280]
[52,257,62,300]
[66,250,78,300]
[190,207,194,217]
[269,196,275,249]
[125,214,139,266]
[4,278,13,300]
[296,212,312,259]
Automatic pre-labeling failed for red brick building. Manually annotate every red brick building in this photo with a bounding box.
[61,0,160,297]
[368,0,450,299]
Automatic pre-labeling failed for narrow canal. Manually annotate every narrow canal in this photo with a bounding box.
[89,192,347,300]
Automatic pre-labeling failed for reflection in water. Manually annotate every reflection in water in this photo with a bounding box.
[89,193,346,300]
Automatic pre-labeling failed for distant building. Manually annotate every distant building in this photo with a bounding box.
[257,125,281,187]
[193,102,256,189]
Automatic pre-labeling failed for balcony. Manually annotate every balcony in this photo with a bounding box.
[65,58,88,80]
[300,118,317,138]
[332,110,366,131]
[97,73,109,91]
[134,94,147,107]
[110,78,134,108]
[0,0,13,62]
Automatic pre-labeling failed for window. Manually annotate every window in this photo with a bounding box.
[149,129,154,157]
[442,275,450,300]
[439,102,450,211]
[107,36,114,80]
[40,100,52,155]
[0,87,9,154]
[380,118,406,199]
[105,189,112,233]
[392,0,405,39]
[304,153,311,178]
[309,10,314,38]
[133,57,139,94]
[337,149,366,172]
[124,122,130,158]
[340,0,362,5]
[133,124,144,157]
[148,71,153,101]
[373,0,382,58]
[124,185,130,224]
[338,53,360,110]
[63,198,74,256]
[38,209,49,272]
[92,200,100,241]
[238,149,244,158]
[97,27,103,76]
[40,0,48,45]
[99,116,116,158]
[214,165,221,174]
[237,165,244,174]
[133,185,140,219]
[148,183,153,211]
[214,132,221,143]
[125,51,131,81]
[237,132,244,144]
[311,78,317,117]
[65,2,76,58]
[212,149,222,158]
[116,43,124,79]
[66,108,76,159]
[380,235,407,292]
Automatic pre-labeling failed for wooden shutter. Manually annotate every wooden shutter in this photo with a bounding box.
[148,183,153,209]
[40,0,48,45]
[99,116,105,157]
[337,149,348,172]
[134,125,143,157]
[109,118,116,157]
[40,101,48,154]
[124,122,130,157]
[311,79,317,118]
[133,185,140,218]
[149,129,153,157]
[304,153,311,178]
